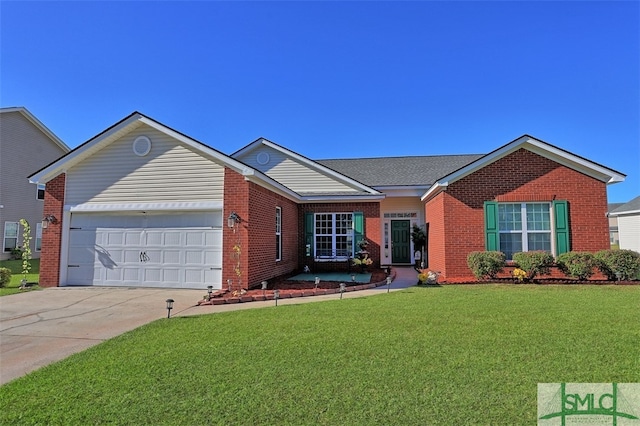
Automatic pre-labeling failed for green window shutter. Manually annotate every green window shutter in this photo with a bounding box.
[353,212,364,254]
[484,201,499,251]
[304,212,314,257]
[553,200,570,255]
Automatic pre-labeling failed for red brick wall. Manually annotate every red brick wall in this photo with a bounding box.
[426,149,610,282]
[299,202,381,271]
[223,168,300,290]
[424,194,446,276]
[246,180,299,288]
[40,173,65,287]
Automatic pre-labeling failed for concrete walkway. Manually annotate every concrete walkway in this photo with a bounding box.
[0,267,418,385]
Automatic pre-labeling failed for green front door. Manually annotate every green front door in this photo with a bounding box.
[391,220,411,263]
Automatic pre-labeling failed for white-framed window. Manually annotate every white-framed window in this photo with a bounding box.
[3,222,19,252]
[315,213,353,258]
[275,207,282,261]
[498,203,551,259]
[36,183,46,200]
[35,222,43,252]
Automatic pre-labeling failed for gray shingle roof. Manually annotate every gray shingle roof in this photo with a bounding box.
[610,196,640,214]
[317,154,485,187]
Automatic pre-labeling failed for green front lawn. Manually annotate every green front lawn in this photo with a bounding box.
[0,258,40,296]
[1,285,638,424]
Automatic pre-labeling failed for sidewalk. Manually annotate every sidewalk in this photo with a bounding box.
[0,267,417,385]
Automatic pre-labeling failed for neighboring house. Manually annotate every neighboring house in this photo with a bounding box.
[28,112,625,289]
[607,202,625,248]
[0,107,70,261]
[608,196,640,253]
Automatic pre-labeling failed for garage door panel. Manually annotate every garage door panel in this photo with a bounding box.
[68,213,222,289]
[159,250,180,264]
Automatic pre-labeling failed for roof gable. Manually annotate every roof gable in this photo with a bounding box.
[0,107,70,152]
[421,135,626,201]
[232,138,382,197]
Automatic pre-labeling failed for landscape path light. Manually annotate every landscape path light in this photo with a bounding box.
[273,289,280,306]
[207,285,213,300]
[315,277,320,290]
[340,283,346,299]
[165,299,174,318]
[386,276,392,293]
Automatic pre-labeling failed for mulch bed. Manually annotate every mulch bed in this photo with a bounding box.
[197,269,391,306]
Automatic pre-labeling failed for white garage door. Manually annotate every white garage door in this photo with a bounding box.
[66,212,222,289]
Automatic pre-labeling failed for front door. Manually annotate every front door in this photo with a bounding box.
[391,220,411,263]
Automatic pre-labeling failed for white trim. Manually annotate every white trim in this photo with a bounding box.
[609,209,640,217]
[66,201,223,212]
[300,194,385,202]
[35,222,43,252]
[3,221,19,252]
[59,210,72,285]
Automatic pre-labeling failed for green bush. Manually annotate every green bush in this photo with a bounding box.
[467,251,506,280]
[0,268,11,288]
[595,249,640,281]
[512,251,554,280]
[556,252,597,280]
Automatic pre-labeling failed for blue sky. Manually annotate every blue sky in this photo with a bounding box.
[2,1,638,203]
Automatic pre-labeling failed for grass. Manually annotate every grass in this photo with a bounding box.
[0,258,40,296]
[1,285,638,425]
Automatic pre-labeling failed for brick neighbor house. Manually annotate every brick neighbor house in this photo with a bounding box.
[28,112,625,289]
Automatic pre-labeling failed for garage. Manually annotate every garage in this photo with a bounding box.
[66,211,222,289]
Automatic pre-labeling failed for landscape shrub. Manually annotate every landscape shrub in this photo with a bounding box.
[0,268,11,287]
[512,251,554,280]
[467,251,505,280]
[595,249,640,281]
[556,252,597,280]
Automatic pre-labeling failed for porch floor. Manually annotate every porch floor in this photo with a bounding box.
[287,272,372,283]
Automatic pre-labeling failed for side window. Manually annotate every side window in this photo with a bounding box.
[3,222,19,252]
[35,223,43,252]
[275,207,282,261]
[36,184,46,200]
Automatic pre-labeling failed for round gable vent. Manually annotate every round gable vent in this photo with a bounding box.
[256,151,270,165]
[133,136,152,156]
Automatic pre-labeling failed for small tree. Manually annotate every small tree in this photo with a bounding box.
[411,225,426,252]
[467,251,506,280]
[18,219,32,285]
[512,251,554,281]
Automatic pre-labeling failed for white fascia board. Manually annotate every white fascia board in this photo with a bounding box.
[609,209,640,217]
[300,194,385,203]
[254,139,381,195]
[524,139,626,184]
[242,170,302,203]
[418,136,626,196]
[420,182,448,201]
[374,186,430,197]
[66,201,223,212]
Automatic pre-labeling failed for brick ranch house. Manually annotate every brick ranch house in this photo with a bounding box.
[29,112,625,289]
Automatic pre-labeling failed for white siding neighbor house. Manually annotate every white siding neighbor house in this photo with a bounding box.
[609,196,640,253]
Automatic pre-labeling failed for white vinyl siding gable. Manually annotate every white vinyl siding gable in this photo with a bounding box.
[238,146,363,194]
[65,125,225,206]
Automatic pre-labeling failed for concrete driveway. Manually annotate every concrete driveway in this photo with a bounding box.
[0,268,417,386]
[0,286,206,385]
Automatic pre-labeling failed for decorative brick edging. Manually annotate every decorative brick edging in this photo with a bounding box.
[196,270,397,306]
